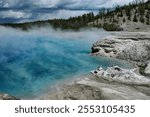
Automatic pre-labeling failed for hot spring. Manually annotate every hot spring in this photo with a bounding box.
[0,27,132,99]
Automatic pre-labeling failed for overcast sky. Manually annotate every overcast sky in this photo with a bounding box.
[0,0,135,23]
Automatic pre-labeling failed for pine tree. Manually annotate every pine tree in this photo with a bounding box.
[146,19,150,25]
[140,15,145,23]
[125,8,131,20]
[120,11,123,17]
[146,11,150,25]
[128,12,131,20]
[133,15,138,22]
[123,17,126,22]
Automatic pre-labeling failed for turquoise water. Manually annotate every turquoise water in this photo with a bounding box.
[0,27,132,99]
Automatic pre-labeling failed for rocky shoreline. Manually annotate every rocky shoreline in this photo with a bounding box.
[42,73,150,100]
[91,32,150,76]
[0,93,19,100]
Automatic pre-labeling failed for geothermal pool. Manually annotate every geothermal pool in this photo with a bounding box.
[0,27,132,99]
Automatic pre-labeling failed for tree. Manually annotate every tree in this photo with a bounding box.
[123,17,126,22]
[115,5,121,12]
[146,11,150,25]
[138,5,145,15]
[125,8,131,20]
[120,11,123,17]
[133,15,138,22]
[140,15,145,23]
[146,19,150,25]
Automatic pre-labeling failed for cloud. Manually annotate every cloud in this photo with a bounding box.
[0,0,20,8]
[0,0,135,9]
[33,0,60,8]
[35,9,91,20]
[0,0,136,23]
[0,10,31,19]
[104,0,136,7]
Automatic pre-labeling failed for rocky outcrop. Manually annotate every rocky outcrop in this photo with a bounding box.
[0,93,19,100]
[91,66,150,84]
[91,32,150,77]
[92,36,150,63]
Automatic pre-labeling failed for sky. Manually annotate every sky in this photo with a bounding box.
[0,0,135,23]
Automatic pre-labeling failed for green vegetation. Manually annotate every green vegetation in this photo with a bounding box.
[1,12,94,31]
[123,18,126,23]
[103,23,123,31]
[133,14,138,22]
[1,0,150,31]
[139,64,148,76]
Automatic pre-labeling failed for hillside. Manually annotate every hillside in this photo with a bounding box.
[89,0,150,31]
[1,0,150,31]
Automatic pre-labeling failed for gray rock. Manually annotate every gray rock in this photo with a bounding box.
[92,36,150,62]
[44,84,107,100]
[91,66,150,84]
[0,93,19,100]
[44,76,150,100]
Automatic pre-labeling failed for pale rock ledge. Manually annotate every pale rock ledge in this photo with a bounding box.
[91,66,150,84]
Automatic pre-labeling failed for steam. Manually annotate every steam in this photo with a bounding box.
[0,26,107,40]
